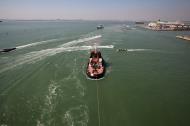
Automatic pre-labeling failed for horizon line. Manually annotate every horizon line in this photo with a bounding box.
[1,18,189,22]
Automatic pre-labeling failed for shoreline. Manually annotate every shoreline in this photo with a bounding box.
[139,25,190,31]
[137,24,190,31]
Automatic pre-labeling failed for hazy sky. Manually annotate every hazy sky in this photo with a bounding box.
[0,0,190,21]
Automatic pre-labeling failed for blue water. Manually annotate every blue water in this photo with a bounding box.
[0,20,190,126]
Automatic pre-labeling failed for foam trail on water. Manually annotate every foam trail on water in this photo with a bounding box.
[63,105,89,126]
[16,39,59,49]
[96,45,114,49]
[0,45,114,73]
[79,45,114,49]
[59,35,102,47]
[0,35,107,73]
[16,35,101,49]
[127,49,152,52]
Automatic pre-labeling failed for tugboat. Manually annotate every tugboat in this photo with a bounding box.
[86,48,105,79]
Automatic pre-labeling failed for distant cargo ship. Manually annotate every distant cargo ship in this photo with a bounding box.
[86,49,105,79]
[97,25,104,30]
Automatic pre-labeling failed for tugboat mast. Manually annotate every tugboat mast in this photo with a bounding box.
[94,43,97,53]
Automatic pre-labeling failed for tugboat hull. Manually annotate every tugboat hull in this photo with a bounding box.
[86,72,105,79]
[86,50,105,80]
[86,59,105,79]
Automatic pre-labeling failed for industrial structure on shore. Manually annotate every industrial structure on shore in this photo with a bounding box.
[147,20,190,31]
[176,35,190,41]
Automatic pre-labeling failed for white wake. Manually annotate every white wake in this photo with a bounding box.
[0,35,114,73]
[59,35,102,47]
[15,35,102,50]
[16,38,60,49]
[127,49,152,52]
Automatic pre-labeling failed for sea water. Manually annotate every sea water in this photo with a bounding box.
[0,20,190,126]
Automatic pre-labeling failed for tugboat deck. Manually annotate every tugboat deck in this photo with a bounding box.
[86,50,105,79]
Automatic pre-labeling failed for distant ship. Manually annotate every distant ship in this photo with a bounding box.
[97,25,104,30]
[86,49,105,79]
[0,47,16,53]
[135,21,144,24]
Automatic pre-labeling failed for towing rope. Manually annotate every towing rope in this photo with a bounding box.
[96,81,101,126]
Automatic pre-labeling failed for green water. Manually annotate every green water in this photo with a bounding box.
[0,21,190,126]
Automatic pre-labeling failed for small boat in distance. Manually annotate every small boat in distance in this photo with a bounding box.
[86,48,105,79]
[97,25,104,30]
[135,21,144,24]
[0,47,16,53]
[116,48,127,52]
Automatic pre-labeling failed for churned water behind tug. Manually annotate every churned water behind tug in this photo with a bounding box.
[86,49,105,79]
